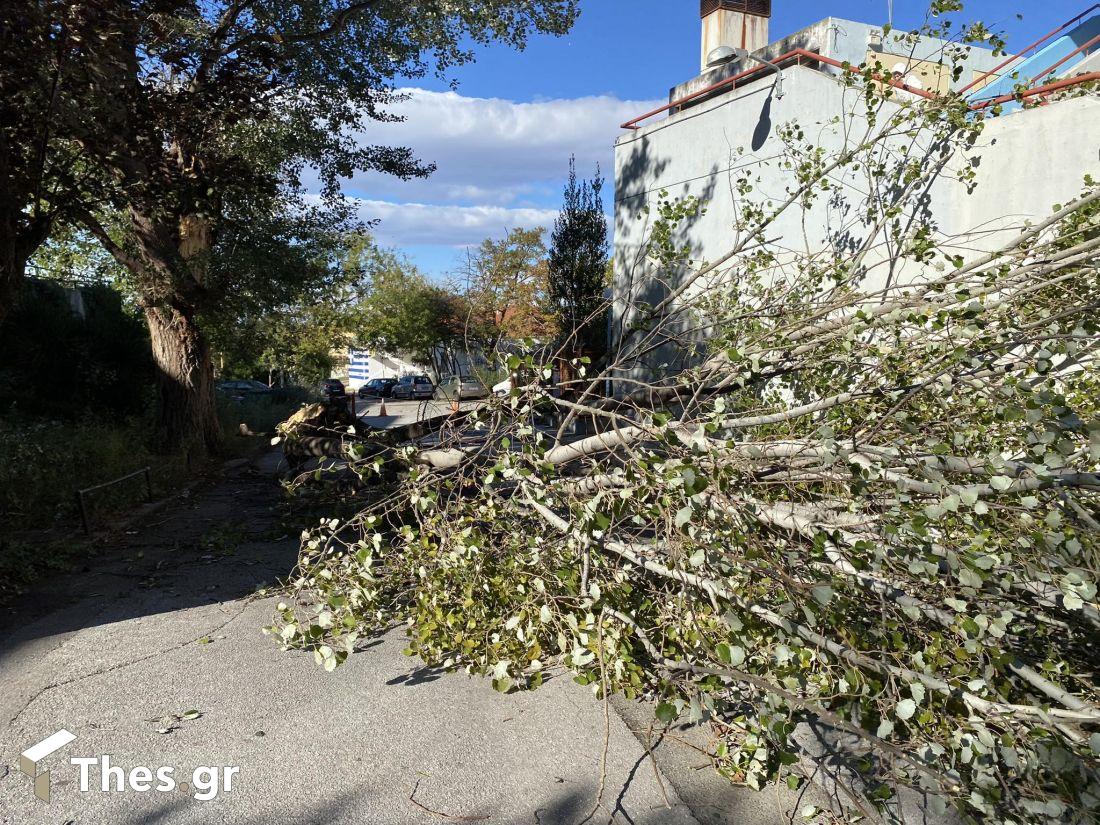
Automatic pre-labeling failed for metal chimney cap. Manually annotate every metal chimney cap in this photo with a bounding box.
[701,0,772,18]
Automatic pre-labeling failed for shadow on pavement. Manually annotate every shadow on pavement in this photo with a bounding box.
[0,452,299,665]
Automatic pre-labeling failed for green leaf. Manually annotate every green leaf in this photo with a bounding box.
[896,698,917,721]
[655,702,678,723]
[674,506,693,529]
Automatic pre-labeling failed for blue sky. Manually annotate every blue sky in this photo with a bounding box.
[344,0,1081,276]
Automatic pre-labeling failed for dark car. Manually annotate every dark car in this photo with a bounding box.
[357,377,398,399]
[391,374,434,401]
[216,379,273,402]
[319,378,346,400]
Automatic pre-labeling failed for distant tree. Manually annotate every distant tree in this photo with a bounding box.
[547,157,609,356]
[462,227,556,358]
[350,235,461,371]
[205,228,366,387]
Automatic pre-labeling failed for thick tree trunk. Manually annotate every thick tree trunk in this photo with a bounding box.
[0,246,28,327]
[0,211,50,327]
[145,303,222,456]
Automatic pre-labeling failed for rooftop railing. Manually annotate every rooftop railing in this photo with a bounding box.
[621,5,1100,131]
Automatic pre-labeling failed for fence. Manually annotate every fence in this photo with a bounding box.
[76,467,153,534]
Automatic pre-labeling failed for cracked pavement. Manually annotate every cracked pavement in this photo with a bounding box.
[0,450,706,824]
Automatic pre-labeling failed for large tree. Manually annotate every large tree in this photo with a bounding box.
[0,1,114,325]
[67,0,578,454]
[547,157,609,356]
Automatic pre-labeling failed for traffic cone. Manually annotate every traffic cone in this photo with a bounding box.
[378,397,388,416]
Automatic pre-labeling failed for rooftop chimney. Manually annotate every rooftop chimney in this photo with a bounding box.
[701,0,772,72]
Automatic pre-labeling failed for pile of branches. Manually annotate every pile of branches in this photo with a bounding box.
[269,42,1100,824]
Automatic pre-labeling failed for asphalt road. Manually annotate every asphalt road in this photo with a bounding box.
[0,440,810,825]
[0,450,699,824]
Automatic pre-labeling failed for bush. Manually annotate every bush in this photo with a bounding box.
[0,280,154,419]
[0,416,188,532]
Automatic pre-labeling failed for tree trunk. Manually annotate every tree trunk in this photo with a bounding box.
[145,303,222,456]
[0,245,28,327]
[0,211,50,328]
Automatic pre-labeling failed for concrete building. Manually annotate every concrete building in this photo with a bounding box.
[611,2,1100,384]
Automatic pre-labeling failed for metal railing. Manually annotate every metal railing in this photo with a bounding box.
[620,48,935,130]
[76,467,154,534]
[957,3,1099,94]
[622,7,1100,131]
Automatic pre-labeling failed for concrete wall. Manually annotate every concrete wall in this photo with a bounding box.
[673,17,1002,105]
[612,58,1099,384]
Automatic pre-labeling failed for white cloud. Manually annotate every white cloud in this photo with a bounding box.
[344,87,662,208]
[354,198,561,248]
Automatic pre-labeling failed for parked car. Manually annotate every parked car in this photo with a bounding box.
[436,374,489,401]
[216,379,273,402]
[357,377,398,399]
[319,378,346,400]
[391,374,434,400]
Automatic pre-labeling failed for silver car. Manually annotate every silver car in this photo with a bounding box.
[392,374,435,400]
[436,374,489,400]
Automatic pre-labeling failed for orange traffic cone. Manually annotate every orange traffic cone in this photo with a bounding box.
[378,398,388,416]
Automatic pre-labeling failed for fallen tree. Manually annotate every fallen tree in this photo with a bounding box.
[268,25,1100,825]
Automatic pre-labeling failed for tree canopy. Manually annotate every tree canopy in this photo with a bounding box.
[0,1,116,324]
[347,233,461,368]
[548,158,609,356]
[6,0,579,454]
[462,227,556,357]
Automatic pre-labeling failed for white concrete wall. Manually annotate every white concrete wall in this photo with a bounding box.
[611,62,1099,383]
[675,17,1001,104]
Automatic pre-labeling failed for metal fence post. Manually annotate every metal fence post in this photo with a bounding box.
[76,491,91,535]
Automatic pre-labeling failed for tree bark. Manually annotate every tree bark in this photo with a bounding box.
[145,303,222,456]
[0,244,29,328]
[0,209,51,327]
